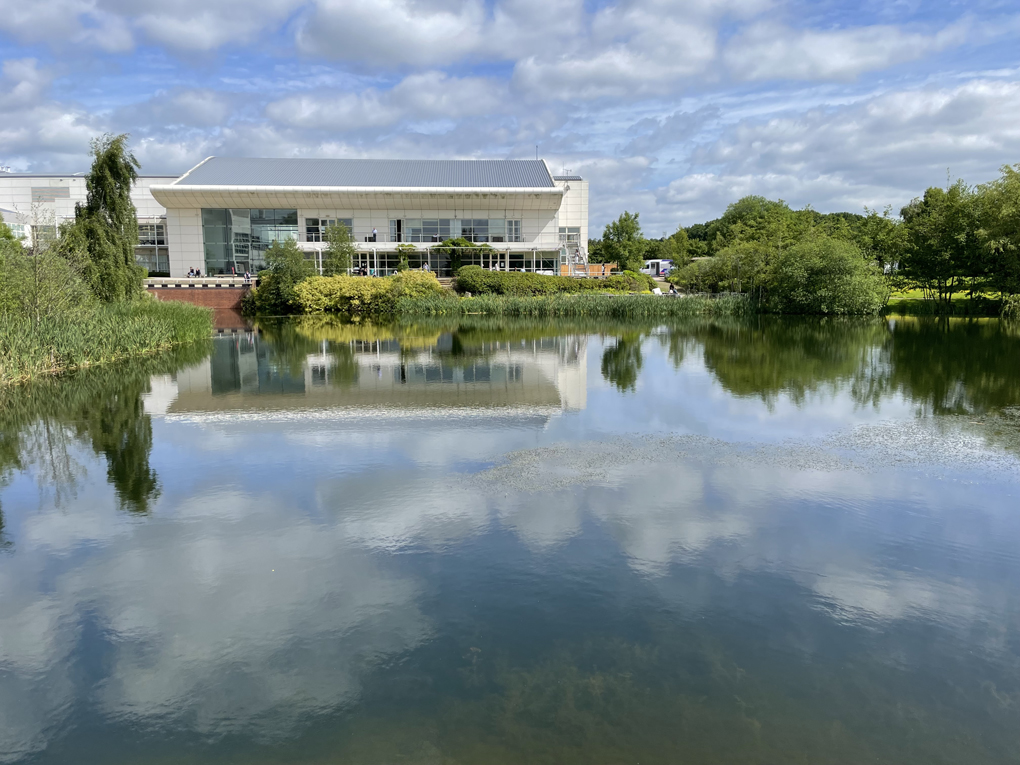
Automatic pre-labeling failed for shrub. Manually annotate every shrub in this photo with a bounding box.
[454,266,653,296]
[294,275,393,315]
[390,269,445,299]
[248,239,314,315]
[292,270,444,316]
[767,236,888,315]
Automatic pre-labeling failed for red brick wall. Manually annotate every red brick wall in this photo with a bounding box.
[146,286,248,309]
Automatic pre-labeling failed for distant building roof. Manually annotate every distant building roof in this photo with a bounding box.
[0,173,179,178]
[553,175,584,181]
[175,157,557,189]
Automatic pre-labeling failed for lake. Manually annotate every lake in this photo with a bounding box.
[1,315,1019,764]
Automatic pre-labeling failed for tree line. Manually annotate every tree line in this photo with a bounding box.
[588,163,1020,315]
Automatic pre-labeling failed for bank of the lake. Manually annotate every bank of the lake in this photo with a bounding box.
[0,300,213,385]
[393,292,751,319]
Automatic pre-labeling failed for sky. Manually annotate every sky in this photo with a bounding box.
[1,0,1019,234]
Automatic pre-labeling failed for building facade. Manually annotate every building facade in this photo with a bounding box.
[0,158,588,279]
[0,173,176,274]
[150,157,588,277]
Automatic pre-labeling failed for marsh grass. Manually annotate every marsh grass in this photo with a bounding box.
[394,293,751,319]
[0,300,213,384]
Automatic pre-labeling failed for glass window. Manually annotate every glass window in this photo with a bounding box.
[306,217,352,242]
[404,219,423,243]
[559,226,580,244]
[489,219,505,242]
[202,209,227,227]
[204,208,301,274]
[390,219,400,242]
[137,223,166,246]
[508,220,521,242]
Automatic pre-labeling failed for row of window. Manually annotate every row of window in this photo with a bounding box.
[390,218,522,243]
[6,221,167,247]
[305,218,353,242]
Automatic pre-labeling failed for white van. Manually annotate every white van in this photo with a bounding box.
[641,259,673,276]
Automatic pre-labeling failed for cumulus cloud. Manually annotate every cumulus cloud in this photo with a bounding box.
[295,0,487,67]
[651,78,1020,221]
[266,72,507,130]
[0,0,1018,230]
[724,20,970,81]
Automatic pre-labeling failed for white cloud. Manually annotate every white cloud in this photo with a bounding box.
[724,20,970,81]
[0,0,133,52]
[295,0,487,67]
[664,78,1020,218]
[266,72,506,130]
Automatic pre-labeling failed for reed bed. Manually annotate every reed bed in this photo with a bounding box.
[1,300,213,384]
[393,293,751,320]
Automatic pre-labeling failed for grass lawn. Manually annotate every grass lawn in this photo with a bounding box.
[885,286,1002,316]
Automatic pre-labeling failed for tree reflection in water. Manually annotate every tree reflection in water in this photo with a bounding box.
[0,341,210,515]
[600,332,644,392]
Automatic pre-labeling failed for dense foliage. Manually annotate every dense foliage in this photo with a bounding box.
[645,163,1020,315]
[293,270,445,316]
[245,239,314,315]
[0,300,212,384]
[391,293,751,319]
[0,135,212,384]
[767,237,889,315]
[57,134,145,302]
[454,266,655,295]
[322,222,356,276]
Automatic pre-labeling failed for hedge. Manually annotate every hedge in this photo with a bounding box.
[453,266,656,296]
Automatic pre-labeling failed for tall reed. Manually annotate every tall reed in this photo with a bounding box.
[393,293,751,319]
[1,300,212,384]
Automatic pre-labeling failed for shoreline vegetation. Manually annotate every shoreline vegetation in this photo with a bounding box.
[246,155,1020,322]
[243,248,752,320]
[0,301,212,385]
[0,134,213,386]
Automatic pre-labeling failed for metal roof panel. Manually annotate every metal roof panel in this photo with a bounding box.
[176,158,556,189]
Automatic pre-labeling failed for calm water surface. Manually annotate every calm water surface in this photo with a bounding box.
[1,315,1019,764]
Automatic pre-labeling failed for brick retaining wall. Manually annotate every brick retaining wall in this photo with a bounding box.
[144,279,251,309]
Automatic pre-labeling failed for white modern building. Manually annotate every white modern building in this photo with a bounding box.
[0,172,176,273]
[0,158,588,278]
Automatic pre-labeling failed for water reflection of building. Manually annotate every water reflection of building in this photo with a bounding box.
[145,333,587,416]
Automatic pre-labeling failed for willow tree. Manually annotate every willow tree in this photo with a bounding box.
[59,134,143,302]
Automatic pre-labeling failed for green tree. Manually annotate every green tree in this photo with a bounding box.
[250,239,313,315]
[849,207,904,270]
[601,211,646,272]
[900,181,982,306]
[978,163,1020,296]
[322,221,356,276]
[0,211,16,244]
[767,234,888,315]
[57,134,144,302]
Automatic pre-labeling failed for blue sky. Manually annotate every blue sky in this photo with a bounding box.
[1,0,1018,233]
